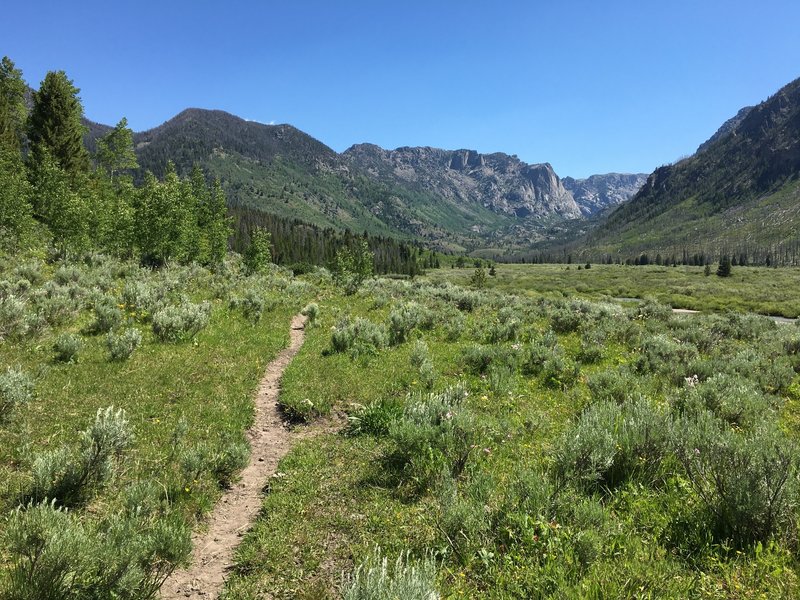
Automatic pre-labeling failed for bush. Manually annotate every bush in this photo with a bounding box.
[53,333,83,363]
[330,317,388,357]
[347,397,404,436]
[635,334,698,379]
[553,399,673,493]
[88,298,123,334]
[3,499,190,600]
[673,373,772,429]
[106,328,143,361]
[152,302,211,342]
[29,407,134,506]
[301,302,320,324]
[486,306,522,343]
[462,344,514,375]
[542,355,580,390]
[0,366,34,421]
[676,412,798,545]
[587,368,641,404]
[550,304,584,334]
[388,302,435,345]
[342,548,439,600]
[388,384,477,492]
[634,297,672,322]
[0,295,28,340]
[230,288,275,323]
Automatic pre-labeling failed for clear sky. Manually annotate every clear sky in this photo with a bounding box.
[5,0,800,178]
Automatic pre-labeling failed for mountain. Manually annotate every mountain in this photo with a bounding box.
[103,109,609,252]
[696,105,753,154]
[82,108,647,254]
[343,144,580,220]
[562,173,648,216]
[581,76,800,262]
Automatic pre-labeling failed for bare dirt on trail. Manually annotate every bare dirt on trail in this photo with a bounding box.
[161,313,310,599]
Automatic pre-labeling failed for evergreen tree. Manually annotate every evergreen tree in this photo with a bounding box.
[717,255,732,277]
[96,117,138,179]
[0,56,28,151]
[470,266,487,289]
[28,71,90,175]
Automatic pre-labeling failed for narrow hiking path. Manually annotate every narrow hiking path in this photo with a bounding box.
[161,313,308,599]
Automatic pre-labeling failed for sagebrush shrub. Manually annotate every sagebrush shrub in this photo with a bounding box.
[462,344,514,375]
[152,302,211,342]
[388,302,435,345]
[389,384,477,491]
[53,333,83,363]
[0,366,34,420]
[230,288,275,323]
[554,399,672,492]
[29,407,134,506]
[106,328,143,361]
[587,368,641,404]
[0,295,27,340]
[342,548,439,600]
[542,355,580,390]
[88,298,123,334]
[301,302,320,324]
[674,373,772,429]
[330,317,388,357]
[635,334,698,379]
[3,499,190,600]
[676,411,798,545]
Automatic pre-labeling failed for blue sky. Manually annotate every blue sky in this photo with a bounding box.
[5,0,800,177]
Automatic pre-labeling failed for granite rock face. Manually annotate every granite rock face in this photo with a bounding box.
[562,173,648,216]
[343,144,582,220]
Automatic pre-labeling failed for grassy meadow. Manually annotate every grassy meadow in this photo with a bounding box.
[426,263,800,318]
[2,256,800,599]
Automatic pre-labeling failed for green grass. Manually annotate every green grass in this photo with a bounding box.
[221,277,800,599]
[425,263,800,318]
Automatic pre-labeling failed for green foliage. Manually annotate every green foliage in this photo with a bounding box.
[388,301,434,345]
[2,499,190,600]
[342,548,439,600]
[106,328,142,361]
[334,239,374,295]
[717,255,732,277]
[346,397,404,437]
[330,316,388,357]
[301,302,319,324]
[243,226,272,274]
[53,332,83,362]
[29,407,134,507]
[28,70,90,174]
[470,266,487,289]
[0,56,28,150]
[0,366,34,421]
[676,412,798,545]
[151,301,211,342]
[0,145,34,250]
[388,384,477,492]
[96,117,138,177]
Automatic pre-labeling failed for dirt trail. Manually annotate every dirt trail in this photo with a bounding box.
[161,314,308,599]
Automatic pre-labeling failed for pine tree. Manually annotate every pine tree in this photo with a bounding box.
[96,117,138,179]
[0,56,28,151]
[717,255,732,277]
[28,71,90,175]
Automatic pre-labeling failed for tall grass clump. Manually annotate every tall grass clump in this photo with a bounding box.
[152,301,211,342]
[342,548,439,600]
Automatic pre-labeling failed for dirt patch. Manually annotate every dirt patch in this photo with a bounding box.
[161,314,317,599]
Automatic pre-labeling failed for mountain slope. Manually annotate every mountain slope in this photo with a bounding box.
[581,76,800,260]
[562,173,648,216]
